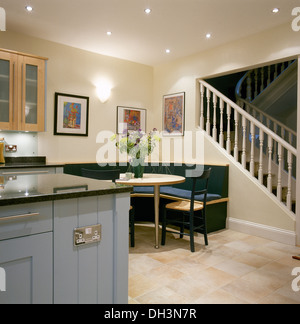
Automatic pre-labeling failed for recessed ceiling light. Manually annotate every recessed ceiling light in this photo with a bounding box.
[25,5,33,12]
[206,33,212,39]
[272,8,279,13]
[107,31,112,36]
[165,49,170,54]
[144,8,152,14]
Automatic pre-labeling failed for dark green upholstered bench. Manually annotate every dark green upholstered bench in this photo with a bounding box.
[64,162,229,233]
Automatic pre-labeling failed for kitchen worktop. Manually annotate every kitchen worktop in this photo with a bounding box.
[0,156,65,169]
[0,173,133,206]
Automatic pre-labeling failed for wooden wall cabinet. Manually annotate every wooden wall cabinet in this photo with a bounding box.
[0,49,47,132]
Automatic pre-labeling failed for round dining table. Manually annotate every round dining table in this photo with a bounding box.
[116,173,185,248]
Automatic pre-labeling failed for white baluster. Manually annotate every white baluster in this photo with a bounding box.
[206,88,211,135]
[286,151,292,210]
[250,122,255,176]
[246,75,252,101]
[242,116,247,168]
[245,103,250,114]
[219,99,224,148]
[234,110,239,161]
[260,67,264,93]
[280,126,284,140]
[277,144,282,202]
[254,69,258,98]
[212,93,217,141]
[226,103,231,154]
[267,135,273,192]
[267,66,271,85]
[258,128,264,184]
[288,132,292,146]
[200,83,205,129]
[259,111,262,123]
[274,64,278,79]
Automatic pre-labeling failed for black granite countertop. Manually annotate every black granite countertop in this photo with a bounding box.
[0,156,65,169]
[0,174,133,206]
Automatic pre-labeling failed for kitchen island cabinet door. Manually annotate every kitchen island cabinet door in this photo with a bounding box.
[0,232,53,304]
[53,193,130,304]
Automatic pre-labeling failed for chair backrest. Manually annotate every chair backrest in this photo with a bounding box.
[81,168,121,182]
[190,168,211,211]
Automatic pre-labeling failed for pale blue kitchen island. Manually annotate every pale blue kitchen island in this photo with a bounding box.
[0,173,132,304]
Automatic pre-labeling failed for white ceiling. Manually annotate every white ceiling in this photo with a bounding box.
[1,0,299,66]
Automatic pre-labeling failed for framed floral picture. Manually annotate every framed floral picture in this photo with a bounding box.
[54,92,89,136]
[117,106,146,134]
[163,92,185,136]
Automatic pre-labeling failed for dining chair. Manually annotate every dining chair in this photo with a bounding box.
[81,168,135,247]
[161,168,211,252]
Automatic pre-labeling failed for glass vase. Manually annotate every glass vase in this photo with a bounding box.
[131,158,145,178]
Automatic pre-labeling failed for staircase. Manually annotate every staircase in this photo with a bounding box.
[199,61,297,214]
[236,60,297,148]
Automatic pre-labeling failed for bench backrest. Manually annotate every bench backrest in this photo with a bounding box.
[64,162,229,198]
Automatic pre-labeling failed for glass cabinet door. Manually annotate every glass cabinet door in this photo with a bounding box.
[0,59,10,122]
[0,53,15,130]
[20,56,45,132]
[25,64,38,125]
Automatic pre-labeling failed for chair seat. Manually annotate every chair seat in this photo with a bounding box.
[165,200,203,211]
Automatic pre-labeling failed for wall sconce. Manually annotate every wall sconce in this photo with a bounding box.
[96,80,112,103]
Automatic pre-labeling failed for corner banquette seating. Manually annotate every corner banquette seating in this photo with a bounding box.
[64,163,229,234]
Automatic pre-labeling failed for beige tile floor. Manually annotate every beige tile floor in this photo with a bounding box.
[128,224,300,304]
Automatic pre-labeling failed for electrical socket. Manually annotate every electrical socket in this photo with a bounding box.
[5,145,17,153]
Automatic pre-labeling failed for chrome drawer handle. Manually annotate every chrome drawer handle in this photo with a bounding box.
[0,212,40,221]
[2,170,49,175]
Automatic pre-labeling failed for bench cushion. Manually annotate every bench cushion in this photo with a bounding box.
[132,186,221,202]
[133,186,154,194]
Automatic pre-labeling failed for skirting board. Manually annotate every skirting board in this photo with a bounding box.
[228,217,296,246]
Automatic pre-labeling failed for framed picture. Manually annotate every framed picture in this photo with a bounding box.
[54,92,89,136]
[163,92,185,136]
[117,106,146,134]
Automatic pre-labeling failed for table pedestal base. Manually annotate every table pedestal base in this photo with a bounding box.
[154,185,160,249]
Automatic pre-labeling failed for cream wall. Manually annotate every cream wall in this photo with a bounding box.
[153,22,300,243]
[0,30,154,163]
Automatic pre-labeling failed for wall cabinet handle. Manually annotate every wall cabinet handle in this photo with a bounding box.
[0,212,40,222]
[12,62,15,123]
